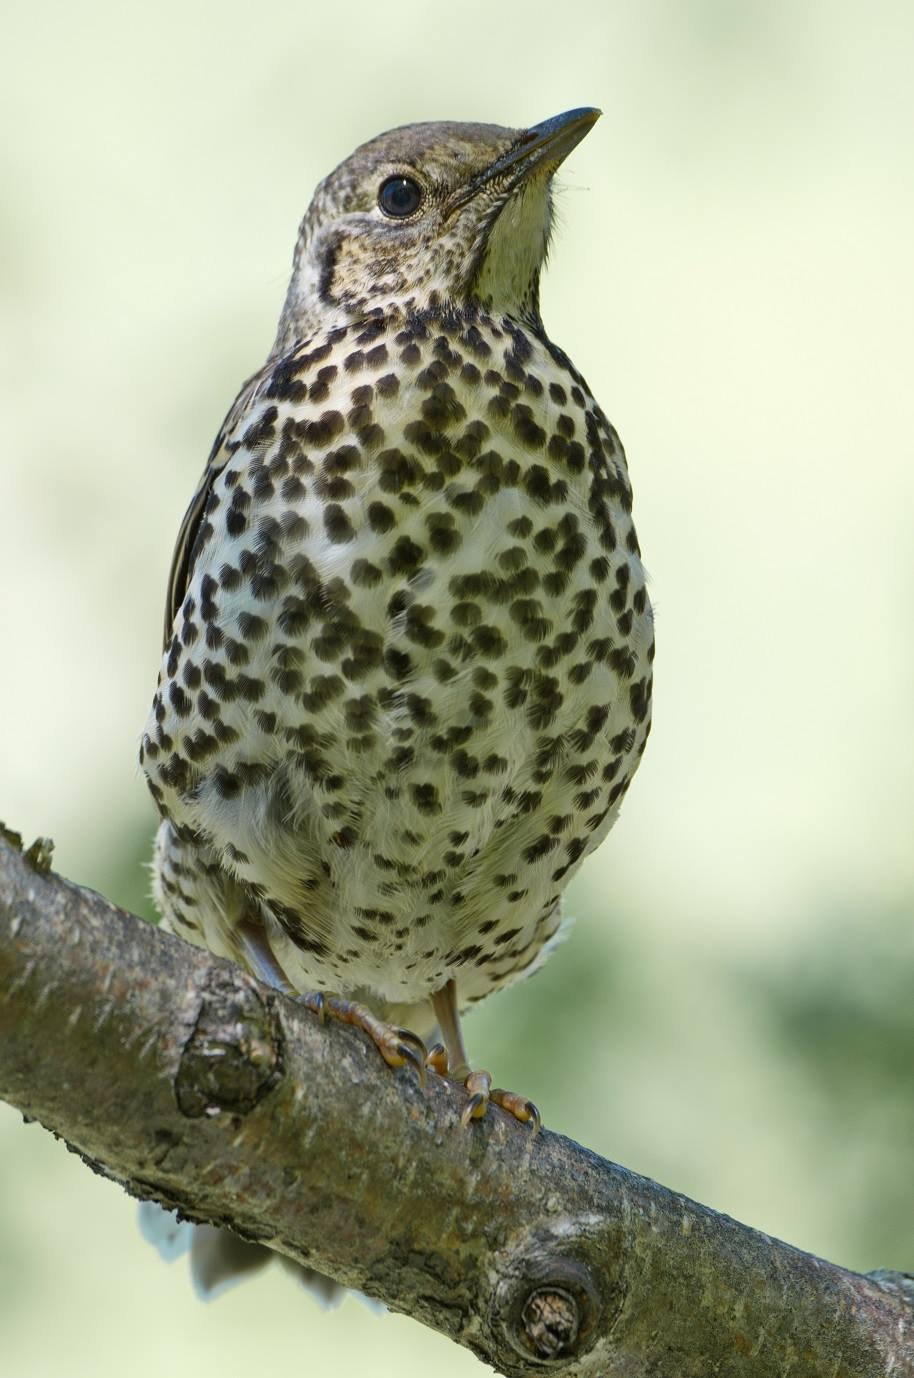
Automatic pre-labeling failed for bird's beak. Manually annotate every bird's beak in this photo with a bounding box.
[497,107,602,179]
[447,107,601,214]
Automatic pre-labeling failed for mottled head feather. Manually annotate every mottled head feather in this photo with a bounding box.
[276,110,599,351]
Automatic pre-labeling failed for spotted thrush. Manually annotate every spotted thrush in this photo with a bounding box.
[141,108,654,1129]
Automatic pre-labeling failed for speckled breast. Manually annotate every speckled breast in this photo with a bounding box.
[142,306,654,1007]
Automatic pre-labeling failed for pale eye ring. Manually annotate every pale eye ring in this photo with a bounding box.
[378,176,424,218]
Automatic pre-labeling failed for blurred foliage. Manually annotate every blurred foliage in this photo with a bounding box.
[96,821,160,926]
[756,904,914,1103]
[741,900,914,1266]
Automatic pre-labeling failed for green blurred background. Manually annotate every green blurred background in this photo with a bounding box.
[2,1,913,1373]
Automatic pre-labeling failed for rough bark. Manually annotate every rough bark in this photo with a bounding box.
[0,828,911,1376]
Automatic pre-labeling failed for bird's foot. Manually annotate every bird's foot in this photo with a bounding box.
[426,1043,541,1133]
[302,993,427,1088]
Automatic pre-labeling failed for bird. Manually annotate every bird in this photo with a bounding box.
[141,107,654,1144]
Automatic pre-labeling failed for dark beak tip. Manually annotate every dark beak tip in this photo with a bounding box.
[528,106,602,141]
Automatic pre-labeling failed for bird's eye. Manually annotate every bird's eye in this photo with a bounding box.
[378,176,424,218]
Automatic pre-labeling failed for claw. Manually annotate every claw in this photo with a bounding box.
[426,1042,449,1077]
[460,1092,488,1127]
[396,1041,427,1089]
[492,1088,542,1137]
[460,1069,491,1126]
[299,992,427,1090]
[394,1027,427,1056]
[302,991,327,1023]
[366,1020,427,1089]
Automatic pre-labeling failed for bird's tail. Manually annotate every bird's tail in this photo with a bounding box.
[137,1201,352,1308]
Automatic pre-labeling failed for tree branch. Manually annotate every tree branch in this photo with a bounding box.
[0,829,911,1376]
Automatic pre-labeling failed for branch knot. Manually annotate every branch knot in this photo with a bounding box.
[490,1221,615,1370]
[175,966,283,1118]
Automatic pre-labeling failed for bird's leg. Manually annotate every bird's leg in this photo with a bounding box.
[429,979,541,1132]
[235,924,428,1087]
[301,992,427,1088]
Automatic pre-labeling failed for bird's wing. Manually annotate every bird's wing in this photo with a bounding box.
[162,363,272,651]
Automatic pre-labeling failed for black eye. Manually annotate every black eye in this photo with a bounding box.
[378,176,424,218]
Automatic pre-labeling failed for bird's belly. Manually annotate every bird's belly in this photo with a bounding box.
[216,648,642,1004]
[143,330,654,1005]
[155,512,648,1002]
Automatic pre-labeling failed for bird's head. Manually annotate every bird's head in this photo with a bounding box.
[276,108,600,348]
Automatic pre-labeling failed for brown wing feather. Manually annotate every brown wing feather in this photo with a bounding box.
[162,365,270,651]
